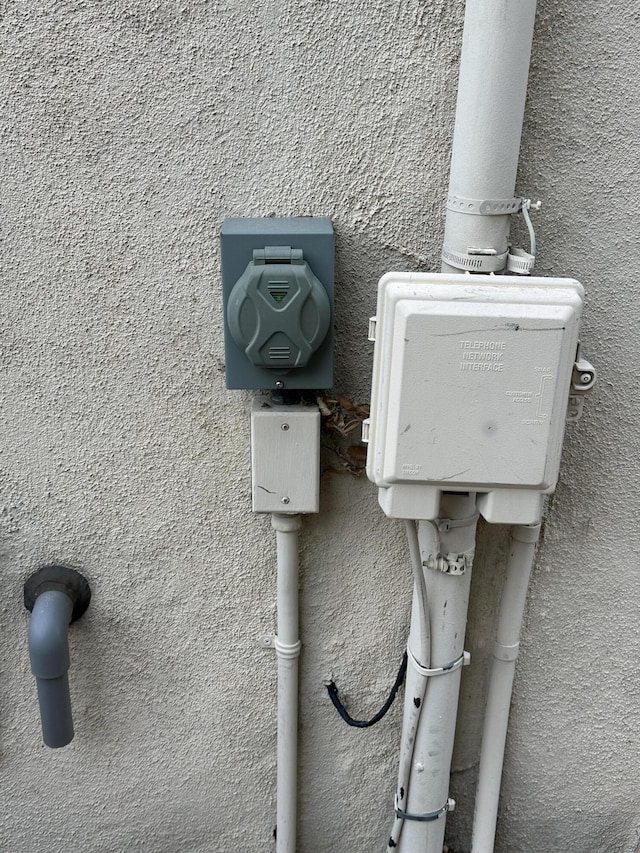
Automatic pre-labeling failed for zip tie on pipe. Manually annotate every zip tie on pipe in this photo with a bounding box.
[407,646,470,678]
[437,513,479,533]
[507,198,540,275]
[394,796,456,822]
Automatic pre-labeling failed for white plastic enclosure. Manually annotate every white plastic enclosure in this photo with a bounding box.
[366,273,584,524]
[251,400,320,514]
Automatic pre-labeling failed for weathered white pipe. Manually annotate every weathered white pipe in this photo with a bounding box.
[437,1,540,848]
[471,523,540,853]
[387,521,435,849]
[395,495,478,853]
[271,512,302,853]
[441,0,537,274]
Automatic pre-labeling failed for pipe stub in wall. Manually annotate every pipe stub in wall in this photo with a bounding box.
[24,565,91,622]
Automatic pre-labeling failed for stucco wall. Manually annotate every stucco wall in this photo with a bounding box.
[1,1,639,852]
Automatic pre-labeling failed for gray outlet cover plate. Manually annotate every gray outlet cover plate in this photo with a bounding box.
[221,217,334,390]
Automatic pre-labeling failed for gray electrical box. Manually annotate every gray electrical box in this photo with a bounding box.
[221,217,334,391]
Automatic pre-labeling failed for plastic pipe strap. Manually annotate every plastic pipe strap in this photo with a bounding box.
[274,638,302,660]
[395,798,455,822]
[407,646,470,678]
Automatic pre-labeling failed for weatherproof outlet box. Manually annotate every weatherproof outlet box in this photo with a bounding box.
[250,400,321,514]
[366,272,584,524]
[221,217,334,391]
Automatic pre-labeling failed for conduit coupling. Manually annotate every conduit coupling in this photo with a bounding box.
[493,641,520,661]
[271,513,302,534]
[513,522,542,544]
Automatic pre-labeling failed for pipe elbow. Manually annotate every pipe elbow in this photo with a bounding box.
[23,565,91,748]
[28,590,73,679]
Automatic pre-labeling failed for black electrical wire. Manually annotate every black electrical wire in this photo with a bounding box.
[326,651,408,728]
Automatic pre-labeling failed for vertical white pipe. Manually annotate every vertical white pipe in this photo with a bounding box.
[471,523,540,853]
[441,0,537,273]
[272,513,302,853]
[438,1,540,849]
[396,495,477,853]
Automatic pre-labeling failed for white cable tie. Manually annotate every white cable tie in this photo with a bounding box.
[407,646,470,678]
[437,513,479,532]
[274,638,302,660]
[520,197,538,256]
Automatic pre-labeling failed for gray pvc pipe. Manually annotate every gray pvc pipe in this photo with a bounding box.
[28,589,75,748]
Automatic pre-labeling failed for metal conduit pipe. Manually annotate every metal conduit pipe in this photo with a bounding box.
[441,0,537,274]
[24,565,91,748]
[471,523,541,853]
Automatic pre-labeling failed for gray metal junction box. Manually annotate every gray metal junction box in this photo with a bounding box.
[221,217,334,391]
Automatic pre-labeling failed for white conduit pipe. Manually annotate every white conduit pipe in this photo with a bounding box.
[441,0,537,274]
[394,494,478,853]
[471,523,541,853]
[387,521,434,848]
[271,512,302,853]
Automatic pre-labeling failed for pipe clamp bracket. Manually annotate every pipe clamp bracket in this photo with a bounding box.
[395,796,456,822]
[259,635,301,660]
[407,646,470,678]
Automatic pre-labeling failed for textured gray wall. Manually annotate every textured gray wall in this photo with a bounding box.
[1,1,638,852]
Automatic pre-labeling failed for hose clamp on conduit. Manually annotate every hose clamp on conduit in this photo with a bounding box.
[441,246,509,272]
[407,646,470,678]
[258,635,302,660]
